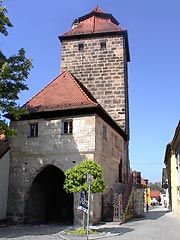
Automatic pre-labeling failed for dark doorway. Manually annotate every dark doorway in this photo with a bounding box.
[28,165,73,224]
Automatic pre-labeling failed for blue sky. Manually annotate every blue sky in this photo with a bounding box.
[2,0,180,182]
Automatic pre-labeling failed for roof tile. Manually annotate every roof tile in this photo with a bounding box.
[23,70,99,112]
[91,6,105,13]
[61,7,125,37]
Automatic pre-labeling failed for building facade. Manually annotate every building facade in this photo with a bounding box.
[7,7,132,224]
[164,121,180,216]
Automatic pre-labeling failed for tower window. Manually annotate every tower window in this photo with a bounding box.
[103,126,107,139]
[29,123,38,137]
[62,120,73,135]
[100,41,106,50]
[78,43,84,52]
[115,136,119,148]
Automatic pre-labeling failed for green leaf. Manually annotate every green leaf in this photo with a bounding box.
[64,159,106,194]
[0,1,33,137]
[0,1,13,36]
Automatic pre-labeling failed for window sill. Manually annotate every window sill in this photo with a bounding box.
[27,136,38,138]
[61,133,73,136]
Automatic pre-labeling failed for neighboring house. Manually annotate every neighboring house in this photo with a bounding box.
[150,190,160,205]
[6,7,143,224]
[0,135,10,221]
[164,120,180,216]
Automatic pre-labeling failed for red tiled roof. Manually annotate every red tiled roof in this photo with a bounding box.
[61,7,125,37]
[23,70,99,112]
[150,190,160,198]
[0,134,5,140]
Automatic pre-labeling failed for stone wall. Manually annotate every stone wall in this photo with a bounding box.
[60,35,129,133]
[10,116,96,158]
[95,116,127,188]
[133,186,145,218]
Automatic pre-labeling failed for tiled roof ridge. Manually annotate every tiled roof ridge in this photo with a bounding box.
[78,6,119,26]
[67,70,99,106]
[91,6,105,13]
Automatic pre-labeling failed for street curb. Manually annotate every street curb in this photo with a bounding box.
[58,232,122,240]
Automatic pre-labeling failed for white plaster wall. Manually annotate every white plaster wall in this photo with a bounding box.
[0,151,10,220]
[171,154,177,214]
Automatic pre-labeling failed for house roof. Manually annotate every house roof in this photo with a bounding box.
[150,190,160,198]
[23,70,99,112]
[164,120,180,165]
[172,120,180,148]
[13,70,127,140]
[0,134,5,140]
[60,6,126,38]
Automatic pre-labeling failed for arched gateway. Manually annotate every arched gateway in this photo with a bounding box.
[28,165,73,224]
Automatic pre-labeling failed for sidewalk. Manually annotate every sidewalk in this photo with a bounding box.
[0,207,172,240]
[58,206,169,240]
[58,222,126,240]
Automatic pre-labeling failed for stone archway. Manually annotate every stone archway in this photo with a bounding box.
[28,165,73,224]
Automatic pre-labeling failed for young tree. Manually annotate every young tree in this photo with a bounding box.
[148,182,163,192]
[64,159,106,194]
[64,159,106,227]
[0,0,32,137]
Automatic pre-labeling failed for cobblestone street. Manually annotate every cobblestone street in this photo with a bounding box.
[0,207,180,240]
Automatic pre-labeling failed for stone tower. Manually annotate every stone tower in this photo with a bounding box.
[59,7,130,137]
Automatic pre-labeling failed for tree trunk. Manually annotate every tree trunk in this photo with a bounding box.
[83,212,86,229]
